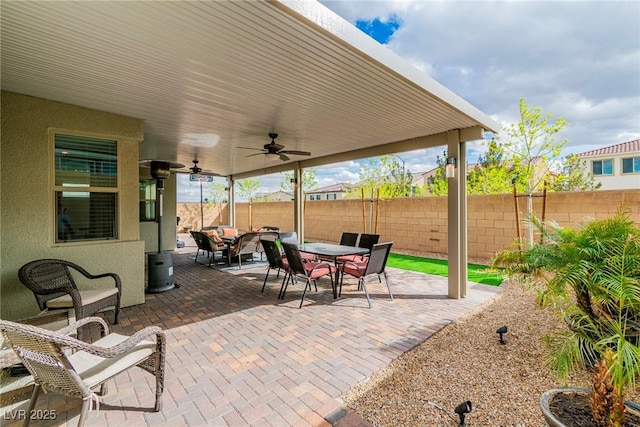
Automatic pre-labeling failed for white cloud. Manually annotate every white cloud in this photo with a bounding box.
[322,0,639,155]
[176,1,640,196]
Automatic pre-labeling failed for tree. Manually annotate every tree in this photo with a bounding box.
[346,155,413,199]
[467,139,515,195]
[550,154,602,192]
[499,97,568,244]
[236,177,262,231]
[236,177,261,201]
[425,152,448,196]
[279,168,319,195]
[204,180,228,223]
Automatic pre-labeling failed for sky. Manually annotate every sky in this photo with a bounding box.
[178,0,640,202]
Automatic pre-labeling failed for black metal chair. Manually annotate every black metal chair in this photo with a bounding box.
[339,232,359,246]
[338,242,394,308]
[281,242,336,308]
[259,238,290,294]
[358,233,380,251]
[337,233,380,264]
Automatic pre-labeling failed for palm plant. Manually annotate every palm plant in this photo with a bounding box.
[492,208,640,426]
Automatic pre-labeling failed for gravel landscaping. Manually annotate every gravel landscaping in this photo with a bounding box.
[341,280,640,426]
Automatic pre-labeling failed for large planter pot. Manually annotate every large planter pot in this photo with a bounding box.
[541,387,640,427]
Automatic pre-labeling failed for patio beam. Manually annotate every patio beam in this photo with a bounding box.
[232,127,485,181]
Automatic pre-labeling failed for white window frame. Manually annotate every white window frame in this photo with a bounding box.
[621,156,640,174]
[592,159,613,176]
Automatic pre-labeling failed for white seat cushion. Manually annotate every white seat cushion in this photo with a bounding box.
[46,288,119,309]
[68,333,155,389]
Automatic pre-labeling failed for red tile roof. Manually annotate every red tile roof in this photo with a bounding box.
[310,182,354,193]
[577,139,640,157]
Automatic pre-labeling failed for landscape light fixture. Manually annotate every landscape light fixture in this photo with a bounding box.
[454,400,472,427]
[496,325,508,344]
[446,157,457,179]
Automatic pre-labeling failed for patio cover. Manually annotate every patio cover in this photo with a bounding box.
[1,0,500,298]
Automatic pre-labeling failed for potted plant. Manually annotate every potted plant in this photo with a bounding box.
[492,208,640,427]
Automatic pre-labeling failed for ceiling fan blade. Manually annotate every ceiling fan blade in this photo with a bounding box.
[280,150,311,156]
[236,146,264,151]
[279,153,290,161]
[245,152,265,158]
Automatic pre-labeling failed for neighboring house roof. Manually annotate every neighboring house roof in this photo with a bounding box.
[308,183,354,194]
[254,190,293,201]
[576,139,640,157]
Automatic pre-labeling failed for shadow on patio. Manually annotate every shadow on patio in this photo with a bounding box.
[3,246,501,427]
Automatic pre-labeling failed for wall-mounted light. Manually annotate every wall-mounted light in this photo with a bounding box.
[446,157,457,179]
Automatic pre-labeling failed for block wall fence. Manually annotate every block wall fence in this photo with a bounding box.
[177,189,639,261]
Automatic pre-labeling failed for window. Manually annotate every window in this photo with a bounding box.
[622,157,640,174]
[592,159,613,176]
[54,134,118,243]
[327,194,337,200]
[139,180,157,221]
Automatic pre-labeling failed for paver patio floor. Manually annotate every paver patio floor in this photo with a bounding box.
[3,244,501,426]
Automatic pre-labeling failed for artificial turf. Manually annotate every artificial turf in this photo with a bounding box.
[386,253,505,286]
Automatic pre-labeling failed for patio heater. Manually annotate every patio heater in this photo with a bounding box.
[146,160,184,293]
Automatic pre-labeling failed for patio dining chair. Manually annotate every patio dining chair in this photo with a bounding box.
[18,259,121,340]
[338,241,394,308]
[259,238,290,295]
[318,232,360,263]
[0,316,166,427]
[340,232,359,246]
[336,233,380,264]
[280,242,336,308]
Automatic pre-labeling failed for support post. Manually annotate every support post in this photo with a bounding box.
[293,165,304,243]
[227,177,235,228]
[447,130,463,299]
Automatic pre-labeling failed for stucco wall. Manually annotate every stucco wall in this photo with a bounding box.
[1,91,146,321]
[178,189,639,260]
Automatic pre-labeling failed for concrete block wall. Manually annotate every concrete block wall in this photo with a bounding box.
[177,189,639,260]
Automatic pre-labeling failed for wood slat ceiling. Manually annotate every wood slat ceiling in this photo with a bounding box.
[1,0,499,177]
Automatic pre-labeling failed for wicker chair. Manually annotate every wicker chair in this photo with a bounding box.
[0,317,166,427]
[190,230,229,266]
[228,231,278,269]
[18,259,121,331]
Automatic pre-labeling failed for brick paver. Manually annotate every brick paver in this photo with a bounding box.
[2,242,501,426]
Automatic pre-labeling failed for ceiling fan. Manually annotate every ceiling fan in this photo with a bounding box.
[237,133,311,161]
[185,160,220,178]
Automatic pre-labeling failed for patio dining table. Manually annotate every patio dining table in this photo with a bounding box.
[297,242,369,298]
